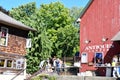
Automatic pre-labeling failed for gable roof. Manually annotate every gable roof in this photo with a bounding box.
[79,0,93,18]
[0,11,36,31]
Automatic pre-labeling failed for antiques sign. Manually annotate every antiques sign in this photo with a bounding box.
[85,44,114,52]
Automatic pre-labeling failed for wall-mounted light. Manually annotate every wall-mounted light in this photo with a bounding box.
[102,37,108,42]
[76,18,81,23]
[85,40,91,44]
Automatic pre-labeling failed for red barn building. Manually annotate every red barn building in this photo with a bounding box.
[79,0,120,76]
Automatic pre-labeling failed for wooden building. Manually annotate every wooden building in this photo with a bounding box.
[0,11,35,80]
[79,0,120,76]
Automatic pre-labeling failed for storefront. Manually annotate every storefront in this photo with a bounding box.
[79,0,120,76]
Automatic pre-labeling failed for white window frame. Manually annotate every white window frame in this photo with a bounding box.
[6,59,13,68]
[0,58,24,69]
[0,27,8,46]
[26,38,31,48]
[16,58,24,69]
[0,59,13,68]
[81,52,88,63]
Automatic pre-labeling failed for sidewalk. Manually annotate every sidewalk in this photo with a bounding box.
[56,76,117,80]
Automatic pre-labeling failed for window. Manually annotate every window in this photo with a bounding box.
[6,60,12,67]
[0,59,13,68]
[0,58,24,69]
[81,53,88,63]
[0,59,5,67]
[16,58,24,69]
[95,52,103,66]
[0,27,8,46]
[0,58,25,75]
[26,38,31,48]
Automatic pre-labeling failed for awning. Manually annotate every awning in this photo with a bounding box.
[111,31,120,41]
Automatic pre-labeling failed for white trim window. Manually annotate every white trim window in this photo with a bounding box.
[26,38,31,48]
[81,52,88,63]
[0,27,8,46]
[0,58,24,69]
[0,59,13,68]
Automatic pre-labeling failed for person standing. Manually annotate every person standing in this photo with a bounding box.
[55,58,61,75]
[53,56,57,72]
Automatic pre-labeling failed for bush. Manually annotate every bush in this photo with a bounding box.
[31,74,56,80]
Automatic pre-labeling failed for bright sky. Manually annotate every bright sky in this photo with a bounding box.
[0,0,89,10]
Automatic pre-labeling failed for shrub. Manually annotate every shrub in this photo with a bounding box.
[31,74,56,80]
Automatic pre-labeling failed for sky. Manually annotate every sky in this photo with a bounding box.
[0,0,89,10]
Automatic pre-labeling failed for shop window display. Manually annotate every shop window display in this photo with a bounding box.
[95,53,103,66]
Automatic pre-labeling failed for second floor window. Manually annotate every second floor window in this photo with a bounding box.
[0,27,8,46]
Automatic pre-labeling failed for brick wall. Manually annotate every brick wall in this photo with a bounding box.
[0,34,27,55]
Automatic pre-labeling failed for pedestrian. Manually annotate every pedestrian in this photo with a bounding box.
[39,60,45,69]
[45,61,52,72]
[53,56,57,72]
[56,58,61,75]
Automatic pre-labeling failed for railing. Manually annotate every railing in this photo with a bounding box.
[11,68,26,80]
[26,67,45,80]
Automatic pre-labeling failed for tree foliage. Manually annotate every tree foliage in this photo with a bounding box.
[70,7,83,21]
[69,7,83,52]
[10,2,80,74]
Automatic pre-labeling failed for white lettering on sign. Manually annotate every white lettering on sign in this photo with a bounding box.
[85,44,113,52]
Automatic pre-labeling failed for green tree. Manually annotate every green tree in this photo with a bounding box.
[69,7,83,52]
[10,2,80,74]
[38,2,79,58]
[10,2,36,25]
[70,7,83,22]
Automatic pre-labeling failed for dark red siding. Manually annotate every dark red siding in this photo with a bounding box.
[80,0,120,76]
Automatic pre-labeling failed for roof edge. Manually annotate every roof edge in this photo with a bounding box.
[0,20,36,32]
[79,0,93,18]
[0,11,36,32]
